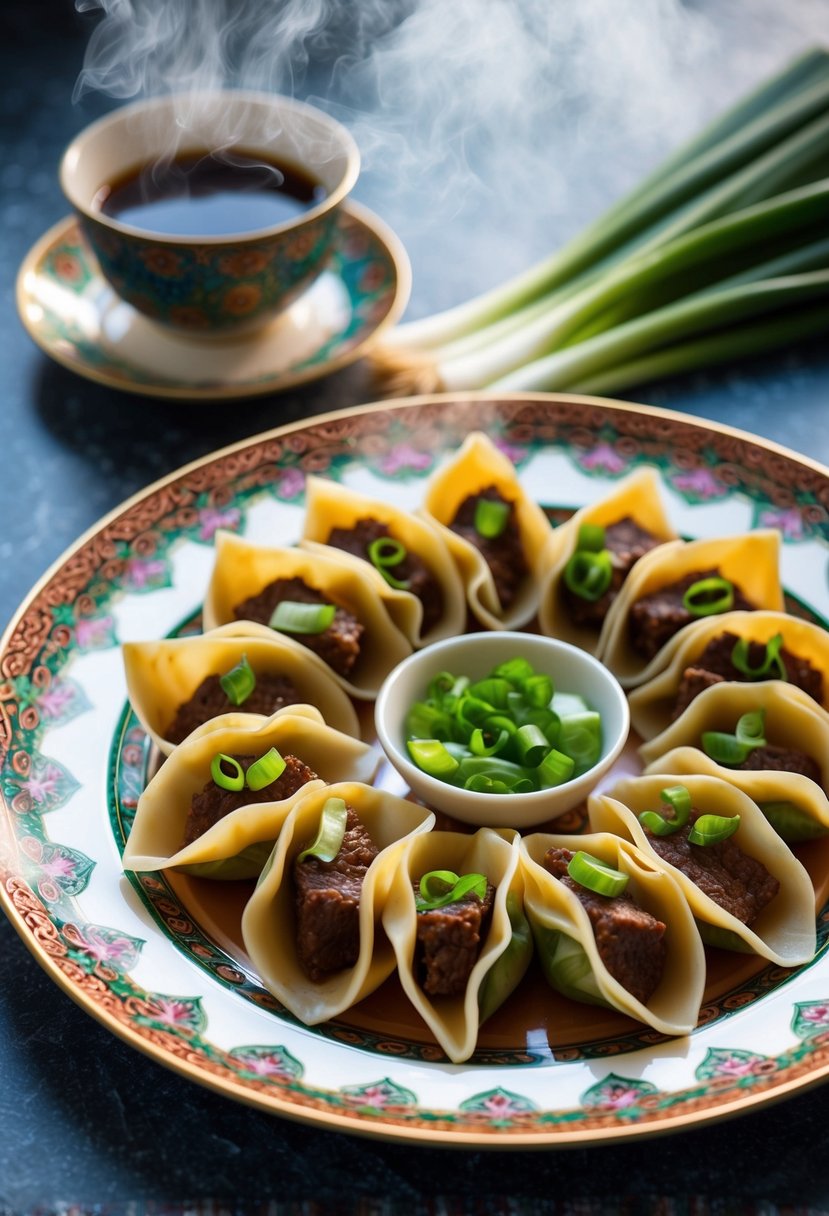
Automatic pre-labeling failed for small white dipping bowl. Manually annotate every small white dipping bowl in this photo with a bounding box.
[375,631,630,829]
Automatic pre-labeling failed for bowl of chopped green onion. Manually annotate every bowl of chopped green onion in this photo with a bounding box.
[374,632,629,828]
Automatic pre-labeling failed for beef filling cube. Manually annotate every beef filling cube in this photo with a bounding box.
[737,743,822,785]
[182,752,317,847]
[543,847,666,1006]
[233,576,363,677]
[628,569,755,662]
[415,882,495,998]
[293,807,379,981]
[672,631,825,719]
[562,516,662,629]
[166,672,300,744]
[448,486,527,611]
[326,517,443,635]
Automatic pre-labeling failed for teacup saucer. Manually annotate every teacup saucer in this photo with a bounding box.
[16,201,411,401]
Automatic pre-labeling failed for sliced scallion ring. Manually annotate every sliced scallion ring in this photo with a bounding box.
[639,783,692,836]
[688,813,741,846]
[297,796,349,863]
[682,576,734,617]
[269,600,337,635]
[218,653,256,706]
[416,869,488,912]
[731,633,787,680]
[566,851,629,898]
[576,523,606,553]
[210,752,245,792]
[474,497,511,539]
[702,709,766,765]
[407,738,460,779]
[563,549,613,602]
[367,536,411,590]
[245,746,286,791]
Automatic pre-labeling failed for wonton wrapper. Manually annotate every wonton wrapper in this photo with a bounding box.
[420,431,552,629]
[381,827,532,1064]
[628,609,829,740]
[202,531,412,698]
[122,706,377,875]
[597,530,784,688]
[537,467,678,654]
[299,474,467,647]
[241,782,435,1025]
[123,621,360,756]
[520,830,704,1035]
[589,773,816,965]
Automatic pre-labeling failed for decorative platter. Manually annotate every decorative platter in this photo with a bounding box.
[1,391,828,1148]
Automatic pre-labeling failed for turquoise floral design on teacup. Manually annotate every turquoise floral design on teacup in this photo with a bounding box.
[60,90,359,334]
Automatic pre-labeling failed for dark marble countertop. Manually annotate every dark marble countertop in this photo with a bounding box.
[2,3,829,1212]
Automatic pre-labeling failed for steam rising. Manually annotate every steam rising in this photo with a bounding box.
[74,0,829,311]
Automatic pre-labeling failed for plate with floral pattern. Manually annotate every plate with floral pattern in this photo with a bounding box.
[1,392,828,1148]
[15,201,410,401]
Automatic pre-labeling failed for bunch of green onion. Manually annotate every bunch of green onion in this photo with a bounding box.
[375,49,829,397]
[405,658,602,794]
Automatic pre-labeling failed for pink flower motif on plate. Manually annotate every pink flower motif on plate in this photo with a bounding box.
[276,468,305,500]
[757,505,805,540]
[141,994,206,1033]
[793,1000,829,1038]
[495,438,528,466]
[229,1045,302,1080]
[198,505,242,541]
[579,442,628,475]
[72,923,143,972]
[377,443,432,476]
[75,614,117,651]
[125,556,169,591]
[581,1072,658,1110]
[37,683,77,718]
[672,467,726,499]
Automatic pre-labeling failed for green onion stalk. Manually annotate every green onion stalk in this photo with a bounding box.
[372,49,829,398]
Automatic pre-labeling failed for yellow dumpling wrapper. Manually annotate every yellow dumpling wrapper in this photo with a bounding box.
[381,828,532,1064]
[202,530,412,699]
[520,830,704,1036]
[123,621,360,756]
[299,474,466,648]
[420,431,552,629]
[597,530,784,688]
[241,782,435,1025]
[122,706,377,875]
[589,773,816,966]
[628,609,829,741]
[537,466,678,654]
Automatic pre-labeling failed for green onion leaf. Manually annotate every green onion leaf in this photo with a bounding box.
[219,653,256,706]
[557,712,602,773]
[731,633,787,680]
[514,723,551,767]
[702,709,766,765]
[576,523,606,553]
[469,727,510,757]
[493,658,535,683]
[297,797,348,863]
[688,813,741,845]
[468,677,512,708]
[210,752,245,792]
[416,869,488,911]
[245,747,286,791]
[758,800,827,842]
[639,783,693,836]
[536,748,576,787]
[682,576,734,617]
[367,536,411,590]
[407,738,460,778]
[567,851,629,897]
[269,600,336,635]
[474,497,511,538]
[523,673,554,708]
[563,548,613,602]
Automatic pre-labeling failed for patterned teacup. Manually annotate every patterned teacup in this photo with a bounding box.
[59,91,360,334]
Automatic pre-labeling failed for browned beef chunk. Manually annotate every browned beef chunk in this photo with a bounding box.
[165,672,301,744]
[672,631,824,719]
[562,516,662,629]
[414,881,495,997]
[628,569,755,662]
[233,576,363,677]
[737,743,822,784]
[645,811,779,924]
[543,847,667,1006]
[181,752,317,847]
[326,517,443,635]
[293,806,379,981]
[448,485,527,611]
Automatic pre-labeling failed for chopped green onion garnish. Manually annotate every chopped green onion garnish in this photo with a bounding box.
[557,712,602,774]
[407,738,460,779]
[493,658,535,683]
[536,747,576,787]
[210,752,245,792]
[514,723,551,767]
[367,536,411,591]
[218,653,256,706]
[523,674,554,708]
[297,797,348,863]
[245,747,287,791]
[563,548,613,602]
[731,633,787,680]
[576,523,606,553]
[688,813,741,846]
[416,869,488,912]
[474,497,511,539]
[469,727,510,757]
[567,851,629,898]
[702,709,767,765]
[269,600,336,635]
[682,576,734,617]
[639,783,692,836]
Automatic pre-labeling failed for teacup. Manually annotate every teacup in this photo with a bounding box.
[59,90,360,334]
